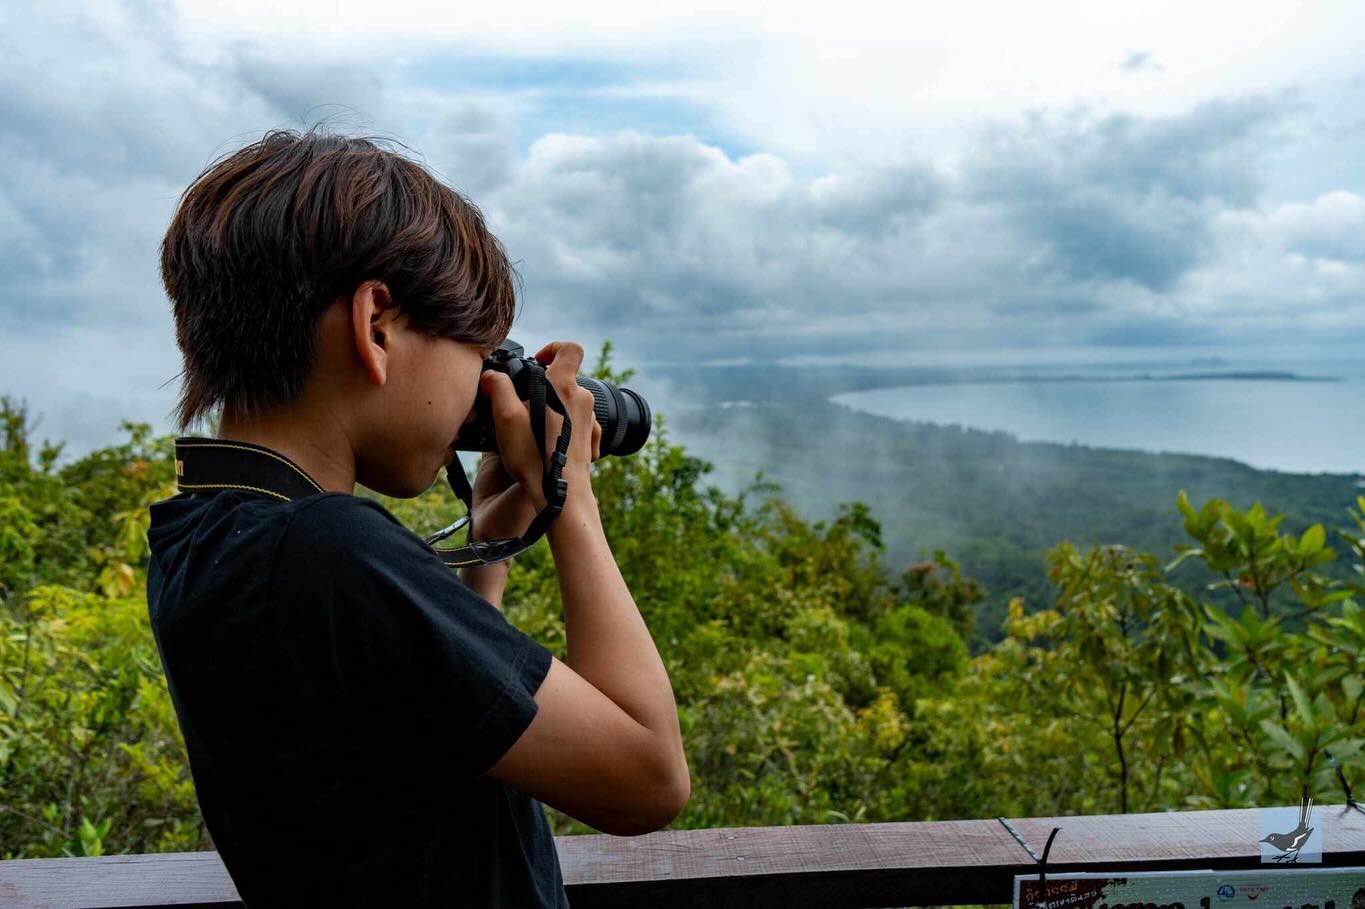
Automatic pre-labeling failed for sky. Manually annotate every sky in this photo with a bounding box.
[2,0,1364,455]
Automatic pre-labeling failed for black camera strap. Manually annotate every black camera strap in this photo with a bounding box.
[429,363,573,566]
[173,362,573,569]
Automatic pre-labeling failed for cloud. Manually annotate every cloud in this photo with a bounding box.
[1260,190,1365,262]
[0,1,403,445]
[465,94,1307,364]
[957,95,1289,292]
[2,0,1364,456]
[1179,190,1365,330]
[1119,50,1161,74]
[427,104,520,196]
[231,50,388,126]
[482,131,954,358]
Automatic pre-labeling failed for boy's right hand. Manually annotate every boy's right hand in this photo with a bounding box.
[478,340,602,511]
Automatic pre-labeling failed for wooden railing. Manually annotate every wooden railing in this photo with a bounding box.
[3,805,1365,907]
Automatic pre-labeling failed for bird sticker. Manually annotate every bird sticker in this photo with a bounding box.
[1259,794,1316,863]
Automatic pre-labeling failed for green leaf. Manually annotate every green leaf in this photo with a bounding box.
[1259,719,1306,762]
[1285,673,1314,728]
[1176,490,1196,522]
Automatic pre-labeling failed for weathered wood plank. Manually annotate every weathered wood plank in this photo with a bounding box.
[0,850,238,909]
[2,806,1362,908]
[557,817,1026,907]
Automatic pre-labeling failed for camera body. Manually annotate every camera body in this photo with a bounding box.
[452,339,652,459]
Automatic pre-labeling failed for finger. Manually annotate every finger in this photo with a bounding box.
[476,451,512,478]
[549,362,587,417]
[527,345,581,466]
[535,340,574,365]
[480,371,538,483]
[535,339,584,373]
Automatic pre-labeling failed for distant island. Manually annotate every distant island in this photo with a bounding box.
[995,370,1338,383]
[646,362,1339,407]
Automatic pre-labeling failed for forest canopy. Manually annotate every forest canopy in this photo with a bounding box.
[2,343,1364,859]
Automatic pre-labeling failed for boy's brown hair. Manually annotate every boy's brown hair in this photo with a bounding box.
[159,123,520,430]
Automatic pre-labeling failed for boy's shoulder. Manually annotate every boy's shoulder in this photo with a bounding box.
[282,490,396,517]
[266,491,458,597]
[284,491,427,547]
[285,491,405,537]
[148,490,427,590]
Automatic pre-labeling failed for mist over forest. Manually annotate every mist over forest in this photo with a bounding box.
[638,361,1363,648]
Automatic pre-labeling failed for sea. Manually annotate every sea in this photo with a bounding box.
[829,355,1365,476]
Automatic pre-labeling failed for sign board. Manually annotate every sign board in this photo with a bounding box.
[1014,867,1365,909]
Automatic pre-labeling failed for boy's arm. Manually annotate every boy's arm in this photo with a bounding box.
[486,481,690,836]
[458,561,510,610]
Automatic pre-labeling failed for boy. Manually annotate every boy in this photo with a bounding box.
[146,125,690,907]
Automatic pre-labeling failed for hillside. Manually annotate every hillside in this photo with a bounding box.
[662,394,1362,648]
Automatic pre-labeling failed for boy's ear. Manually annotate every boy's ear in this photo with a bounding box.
[350,280,397,387]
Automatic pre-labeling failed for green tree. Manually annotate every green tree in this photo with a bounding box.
[4,360,1365,861]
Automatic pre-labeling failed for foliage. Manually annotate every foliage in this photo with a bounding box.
[2,349,1364,859]
[669,396,1362,648]
[0,399,197,857]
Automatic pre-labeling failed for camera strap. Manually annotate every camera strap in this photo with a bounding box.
[429,362,573,566]
[172,362,574,569]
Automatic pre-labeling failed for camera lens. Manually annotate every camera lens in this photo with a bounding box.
[577,376,651,457]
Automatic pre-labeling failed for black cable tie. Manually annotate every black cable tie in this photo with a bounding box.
[1324,749,1365,816]
[1038,826,1060,898]
[996,818,1061,906]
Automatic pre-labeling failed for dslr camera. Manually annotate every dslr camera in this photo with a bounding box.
[452,339,652,459]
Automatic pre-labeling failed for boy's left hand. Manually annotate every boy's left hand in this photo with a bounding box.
[467,451,541,543]
[465,390,603,542]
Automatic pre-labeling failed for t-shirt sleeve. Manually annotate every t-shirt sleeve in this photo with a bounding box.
[273,494,553,779]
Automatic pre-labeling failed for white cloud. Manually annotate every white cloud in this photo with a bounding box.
[165,0,1365,167]
[1183,191,1365,325]
[3,0,1365,454]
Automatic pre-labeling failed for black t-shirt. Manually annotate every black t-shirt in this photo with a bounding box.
[145,489,569,908]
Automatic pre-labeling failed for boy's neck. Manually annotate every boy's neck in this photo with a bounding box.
[215,407,358,494]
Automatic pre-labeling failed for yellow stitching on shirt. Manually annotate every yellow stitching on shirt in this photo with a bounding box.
[177,441,325,493]
[177,481,292,502]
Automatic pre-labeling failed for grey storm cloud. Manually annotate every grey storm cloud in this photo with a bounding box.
[428,105,519,198]
[471,133,953,359]
[231,51,388,128]
[0,1,408,452]
[958,96,1288,292]
[452,94,1301,363]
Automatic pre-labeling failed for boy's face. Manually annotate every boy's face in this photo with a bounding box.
[355,316,493,498]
